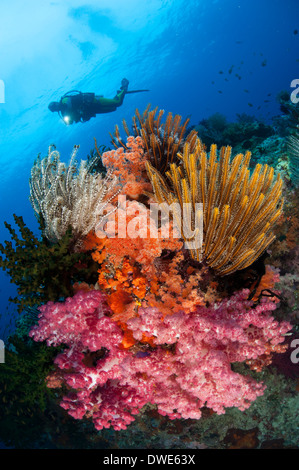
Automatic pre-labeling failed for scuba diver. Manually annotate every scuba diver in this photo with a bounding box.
[48,78,149,125]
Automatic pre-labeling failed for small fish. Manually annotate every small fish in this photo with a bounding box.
[261,59,267,67]
[228,66,234,74]
[218,90,223,94]
[219,70,224,74]
[244,89,249,93]
[294,29,298,35]
[267,93,272,96]
[264,100,270,103]
[248,103,253,107]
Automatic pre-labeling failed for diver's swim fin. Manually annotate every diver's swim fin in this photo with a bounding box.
[125,89,150,94]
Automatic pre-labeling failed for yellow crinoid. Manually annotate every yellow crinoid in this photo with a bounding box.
[146,138,284,276]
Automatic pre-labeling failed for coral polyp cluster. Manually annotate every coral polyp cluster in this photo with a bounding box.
[29,289,290,431]
[0,107,294,435]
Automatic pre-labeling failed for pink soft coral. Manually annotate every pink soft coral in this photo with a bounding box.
[30,289,292,430]
[30,290,139,429]
[126,289,292,416]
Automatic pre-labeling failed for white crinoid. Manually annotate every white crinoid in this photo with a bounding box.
[29,145,117,245]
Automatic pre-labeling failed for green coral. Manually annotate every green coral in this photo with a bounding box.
[0,335,58,412]
[0,333,60,448]
[0,214,99,312]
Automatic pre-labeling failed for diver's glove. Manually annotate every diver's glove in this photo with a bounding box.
[120,78,129,91]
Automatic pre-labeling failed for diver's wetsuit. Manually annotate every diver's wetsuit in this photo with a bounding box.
[60,89,126,124]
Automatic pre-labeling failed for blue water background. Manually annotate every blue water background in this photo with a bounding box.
[0,0,298,337]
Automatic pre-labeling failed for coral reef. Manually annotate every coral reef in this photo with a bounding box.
[194,112,274,150]
[1,106,297,448]
[287,132,299,185]
[267,187,299,322]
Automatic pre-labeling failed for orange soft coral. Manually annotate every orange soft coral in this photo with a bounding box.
[250,265,280,302]
[81,218,216,325]
[141,252,211,318]
[101,136,152,199]
[102,208,182,278]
